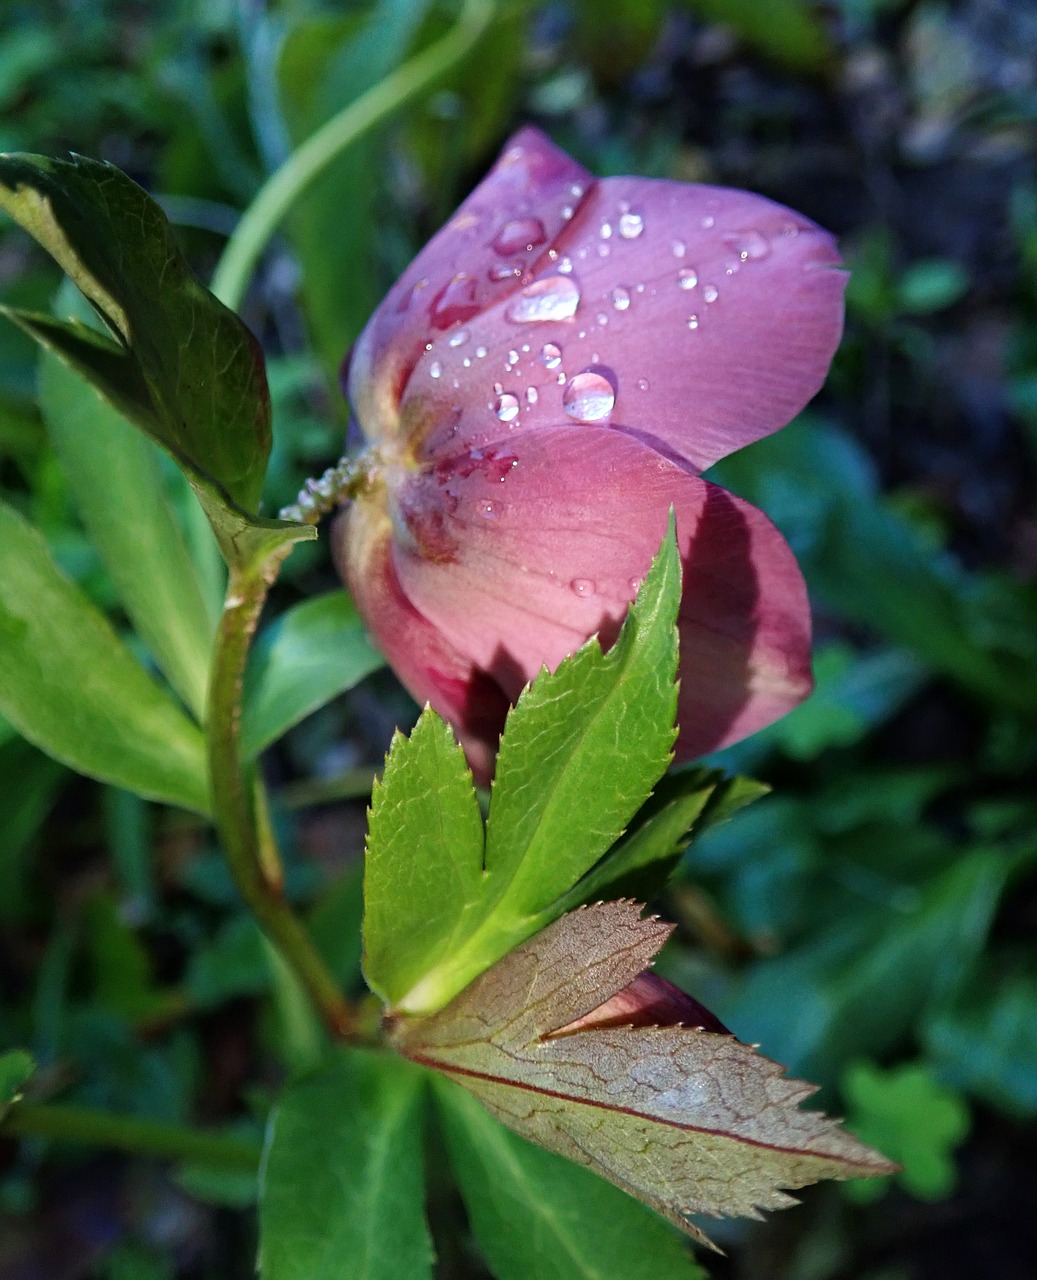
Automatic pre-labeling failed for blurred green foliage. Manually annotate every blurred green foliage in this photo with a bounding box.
[0,0,1035,1277]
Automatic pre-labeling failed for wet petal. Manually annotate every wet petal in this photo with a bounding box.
[550,971,731,1037]
[332,496,510,784]
[348,128,591,446]
[387,425,811,761]
[400,175,844,473]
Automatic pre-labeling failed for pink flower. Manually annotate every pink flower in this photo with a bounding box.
[334,128,845,783]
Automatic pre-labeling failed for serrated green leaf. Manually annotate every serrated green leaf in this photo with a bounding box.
[364,707,485,1005]
[40,334,216,721]
[0,152,269,510]
[0,153,317,572]
[435,1076,708,1280]
[0,499,209,812]
[394,520,681,1013]
[259,1049,432,1280]
[241,590,383,759]
[0,1049,34,1122]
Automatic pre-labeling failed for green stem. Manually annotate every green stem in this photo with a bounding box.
[208,553,355,1038]
[2,1103,261,1171]
[212,0,496,312]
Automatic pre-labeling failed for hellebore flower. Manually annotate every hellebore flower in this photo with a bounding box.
[334,128,845,782]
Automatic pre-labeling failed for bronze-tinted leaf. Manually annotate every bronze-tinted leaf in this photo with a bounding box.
[392,901,896,1247]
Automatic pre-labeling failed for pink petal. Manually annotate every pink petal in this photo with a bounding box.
[396,176,844,474]
[387,424,811,762]
[549,972,731,1037]
[347,128,591,445]
[331,501,510,785]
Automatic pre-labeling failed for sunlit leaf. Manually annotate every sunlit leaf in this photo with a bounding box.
[393,902,895,1247]
[0,500,210,812]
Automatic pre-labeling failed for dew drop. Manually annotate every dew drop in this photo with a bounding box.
[563,370,616,422]
[475,345,488,358]
[611,286,631,311]
[671,238,686,258]
[429,360,443,379]
[678,268,698,290]
[570,578,595,596]
[432,273,479,328]
[637,377,650,391]
[687,314,699,330]
[596,313,609,327]
[556,371,567,385]
[540,342,563,369]
[495,392,520,422]
[561,204,574,220]
[600,221,613,240]
[526,386,538,405]
[448,329,469,348]
[492,216,548,255]
[701,215,715,229]
[723,228,771,261]
[570,183,584,198]
[597,243,611,258]
[628,576,642,594]
[462,357,472,367]
[618,211,644,239]
[702,283,719,303]
[506,275,580,323]
[558,256,573,274]
[489,263,523,282]
[476,498,501,520]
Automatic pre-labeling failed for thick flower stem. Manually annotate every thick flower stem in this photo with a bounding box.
[208,553,355,1039]
[212,0,496,312]
[2,1102,261,1171]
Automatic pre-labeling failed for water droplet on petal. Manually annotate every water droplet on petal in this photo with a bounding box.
[432,273,480,328]
[723,228,771,261]
[611,286,631,311]
[596,313,609,327]
[448,329,469,348]
[687,314,699,330]
[597,243,611,258]
[556,370,567,385]
[563,370,615,422]
[507,349,520,366]
[540,342,562,369]
[672,239,686,258]
[492,216,548,255]
[618,211,644,239]
[475,346,487,358]
[678,268,698,290]
[637,377,649,391]
[506,276,580,323]
[600,221,613,240]
[526,386,538,405]
[570,578,595,596]
[558,256,573,274]
[701,215,715,229]
[489,263,523,282]
[570,183,584,198]
[561,204,574,220]
[495,392,520,422]
[702,284,719,303]
[628,576,642,594]
[476,498,501,519]
[429,360,443,378]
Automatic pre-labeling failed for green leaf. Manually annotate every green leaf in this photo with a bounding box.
[241,590,384,759]
[676,0,831,72]
[0,152,269,511]
[259,1049,432,1280]
[841,1061,967,1202]
[364,707,485,1006]
[0,737,65,922]
[391,520,680,1013]
[0,1049,34,1122]
[40,336,216,721]
[0,499,209,813]
[435,1076,708,1280]
[0,153,317,572]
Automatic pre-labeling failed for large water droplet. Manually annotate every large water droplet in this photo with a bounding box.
[432,273,480,328]
[702,283,719,303]
[563,371,615,422]
[570,578,595,596]
[495,392,520,422]
[723,228,771,261]
[618,211,644,239]
[611,286,631,311]
[492,217,548,255]
[506,276,580,323]
[429,360,443,379]
[539,342,562,370]
[678,268,698,290]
